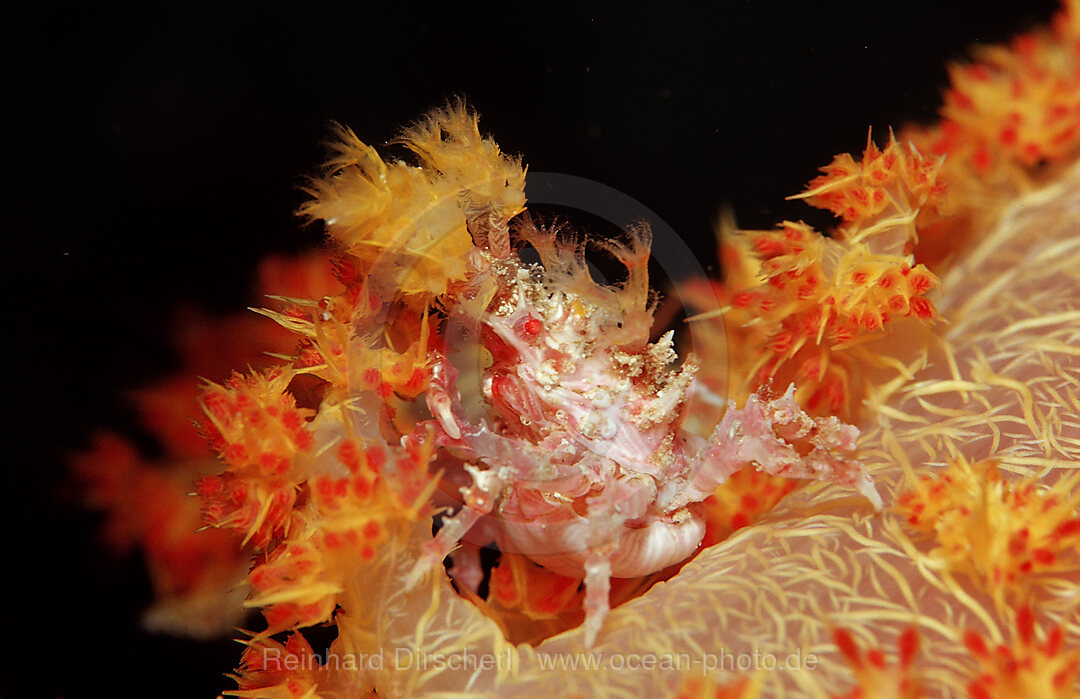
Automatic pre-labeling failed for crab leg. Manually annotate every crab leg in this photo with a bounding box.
[669,384,882,511]
[582,545,614,648]
[405,464,503,590]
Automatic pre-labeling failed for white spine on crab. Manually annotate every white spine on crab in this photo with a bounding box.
[852,470,883,511]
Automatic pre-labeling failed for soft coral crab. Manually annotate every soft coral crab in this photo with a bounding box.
[288,102,881,648]
[406,217,883,647]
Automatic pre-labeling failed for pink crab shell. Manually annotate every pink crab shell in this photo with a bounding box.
[405,243,881,647]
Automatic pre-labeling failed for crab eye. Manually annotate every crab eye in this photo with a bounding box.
[513,314,543,342]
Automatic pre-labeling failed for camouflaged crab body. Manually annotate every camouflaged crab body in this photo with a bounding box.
[409,228,881,646]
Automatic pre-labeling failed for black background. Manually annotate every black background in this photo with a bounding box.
[9,2,1059,697]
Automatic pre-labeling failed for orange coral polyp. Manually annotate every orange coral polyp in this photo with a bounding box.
[794,133,945,238]
[831,626,924,699]
[200,369,314,465]
[298,104,526,301]
[692,129,947,425]
[230,632,327,699]
[963,607,1080,699]
[896,457,1080,609]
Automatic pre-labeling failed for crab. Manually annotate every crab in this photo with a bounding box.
[404,219,882,647]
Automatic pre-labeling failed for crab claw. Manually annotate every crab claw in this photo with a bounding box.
[428,357,464,440]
